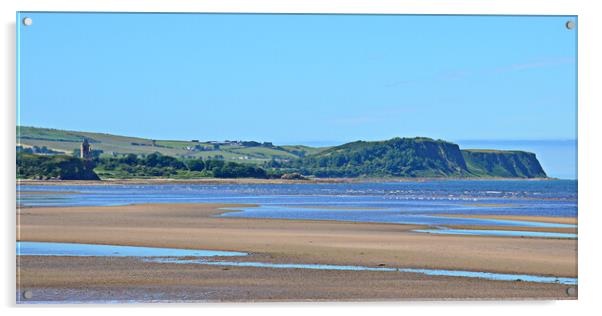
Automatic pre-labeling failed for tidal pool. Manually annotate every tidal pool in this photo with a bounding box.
[17,242,247,257]
[219,205,576,229]
[17,241,576,285]
[147,258,577,285]
[413,228,577,239]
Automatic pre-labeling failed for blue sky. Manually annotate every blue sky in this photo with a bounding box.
[17,13,577,178]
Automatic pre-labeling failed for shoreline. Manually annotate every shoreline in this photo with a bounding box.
[17,199,577,235]
[432,214,577,225]
[16,176,559,186]
[16,202,577,301]
[18,255,573,302]
[17,202,577,277]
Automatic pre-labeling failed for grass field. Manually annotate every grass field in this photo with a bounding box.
[17,126,325,164]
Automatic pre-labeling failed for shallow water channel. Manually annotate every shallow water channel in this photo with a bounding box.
[17,242,577,285]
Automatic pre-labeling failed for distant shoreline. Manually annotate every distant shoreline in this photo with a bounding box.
[16,176,559,186]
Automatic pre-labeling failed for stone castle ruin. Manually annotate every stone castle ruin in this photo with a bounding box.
[80,138,91,159]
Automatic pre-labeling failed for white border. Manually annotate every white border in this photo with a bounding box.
[2,0,601,315]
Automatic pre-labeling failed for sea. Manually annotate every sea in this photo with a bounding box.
[17,180,577,231]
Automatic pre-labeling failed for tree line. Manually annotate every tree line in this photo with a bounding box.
[17,152,272,180]
[94,152,268,179]
[16,152,100,180]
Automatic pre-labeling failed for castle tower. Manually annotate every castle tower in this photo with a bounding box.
[80,138,91,159]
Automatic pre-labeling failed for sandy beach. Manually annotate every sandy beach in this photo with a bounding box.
[16,202,577,301]
[16,177,554,186]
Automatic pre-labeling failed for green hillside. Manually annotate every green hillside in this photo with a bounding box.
[277,137,468,177]
[16,126,316,164]
[272,137,547,178]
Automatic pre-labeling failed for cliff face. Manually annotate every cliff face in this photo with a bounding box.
[295,138,548,178]
[461,150,547,178]
[384,138,469,177]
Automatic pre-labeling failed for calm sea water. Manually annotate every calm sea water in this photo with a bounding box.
[18,180,577,225]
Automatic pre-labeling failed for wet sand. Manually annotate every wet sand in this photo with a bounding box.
[433,214,577,225]
[17,190,81,195]
[16,177,553,186]
[18,256,572,302]
[16,203,577,301]
[441,225,576,234]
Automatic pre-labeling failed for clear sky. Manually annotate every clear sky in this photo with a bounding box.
[17,13,577,178]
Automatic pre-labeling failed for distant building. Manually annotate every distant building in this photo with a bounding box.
[80,139,91,159]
